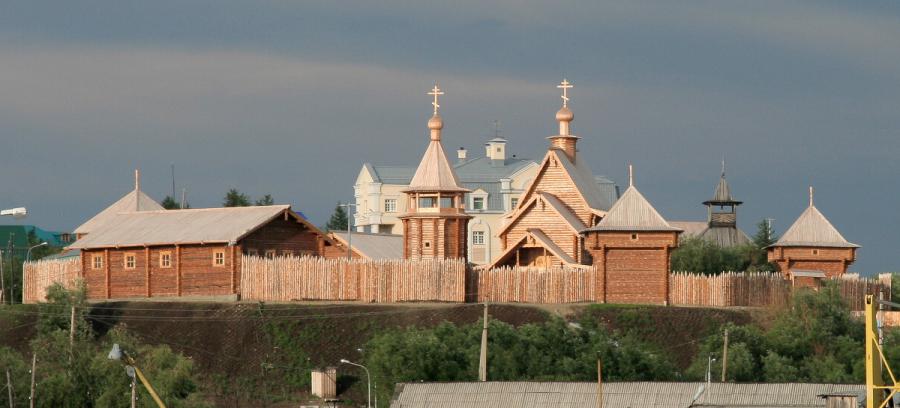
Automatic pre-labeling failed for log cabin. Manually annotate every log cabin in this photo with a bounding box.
[68,205,335,299]
[582,166,681,305]
[768,187,859,287]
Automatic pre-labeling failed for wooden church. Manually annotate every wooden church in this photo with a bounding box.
[488,80,621,268]
[400,85,472,260]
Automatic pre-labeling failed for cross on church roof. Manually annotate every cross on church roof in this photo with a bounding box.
[557,79,573,107]
[428,83,444,115]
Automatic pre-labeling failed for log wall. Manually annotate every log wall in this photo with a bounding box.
[22,258,80,303]
[239,255,466,302]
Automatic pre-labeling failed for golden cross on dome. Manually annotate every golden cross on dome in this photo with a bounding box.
[557,78,573,107]
[428,83,444,115]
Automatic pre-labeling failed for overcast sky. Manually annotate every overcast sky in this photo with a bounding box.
[1,1,898,274]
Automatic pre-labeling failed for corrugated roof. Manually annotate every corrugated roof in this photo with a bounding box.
[69,205,300,249]
[670,221,709,237]
[391,382,864,408]
[455,156,535,182]
[775,205,858,248]
[406,137,469,193]
[670,221,752,248]
[586,186,680,232]
[329,231,403,260]
[74,189,164,234]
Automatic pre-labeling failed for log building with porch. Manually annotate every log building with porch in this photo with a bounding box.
[68,205,334,299]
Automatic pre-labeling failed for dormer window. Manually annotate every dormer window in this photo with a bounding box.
[473,197,485,210]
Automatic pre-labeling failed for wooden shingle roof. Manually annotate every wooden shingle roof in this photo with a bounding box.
[73,189,163,235]
[775,205,858,248]
[585,185,680,232]
[69,205,318,249]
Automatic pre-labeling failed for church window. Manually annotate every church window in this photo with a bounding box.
[473,231,485,246]
[812,249,819,255]
[631,233,639,241]
[424,241,431,248]
[384,199,397,213]
[265,250,276,259]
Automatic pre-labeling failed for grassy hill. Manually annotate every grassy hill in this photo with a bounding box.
[0,301,755,406]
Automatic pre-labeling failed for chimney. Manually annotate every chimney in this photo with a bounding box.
[457,147,467,163]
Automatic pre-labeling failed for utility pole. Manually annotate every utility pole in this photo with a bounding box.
[131,375,137,408]
[6,369,13,408]
[0,249,5,305]
[338,203,356,260]
[478,303,488,382]
[29,354,35,408]
[721,329,729,382]
[596,359,603,408]
[7,234,13,305]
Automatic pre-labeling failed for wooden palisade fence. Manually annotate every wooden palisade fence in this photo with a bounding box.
[22,258,81,303]
[24,255,890,310]
[668,272,792,308]
[468,266,596,303]
[240,255,467,302]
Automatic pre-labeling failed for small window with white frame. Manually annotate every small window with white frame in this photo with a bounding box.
[213,250,226,266]
[472,231,485,246]
[92,255,103,269]
[472,197,485,211]
[124,253,136,269]
[510,197,519,210]
[160,252,172,268]
[384,198,397,213]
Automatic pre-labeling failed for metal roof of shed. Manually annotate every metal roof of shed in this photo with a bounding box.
[391,381,864,408]
[74,189,163,234]
[69,205,306,249]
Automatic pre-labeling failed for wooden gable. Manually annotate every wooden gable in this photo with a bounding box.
[511,150,596,228]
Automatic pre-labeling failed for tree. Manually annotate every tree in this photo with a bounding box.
[223,189,251,207]
[162,195,190,209]
[747,219,778,272]
[255,194,274,206]
[162,196,179,209]
[752,219,778,248]
[670,237,753,275]
[326,203,350,231]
